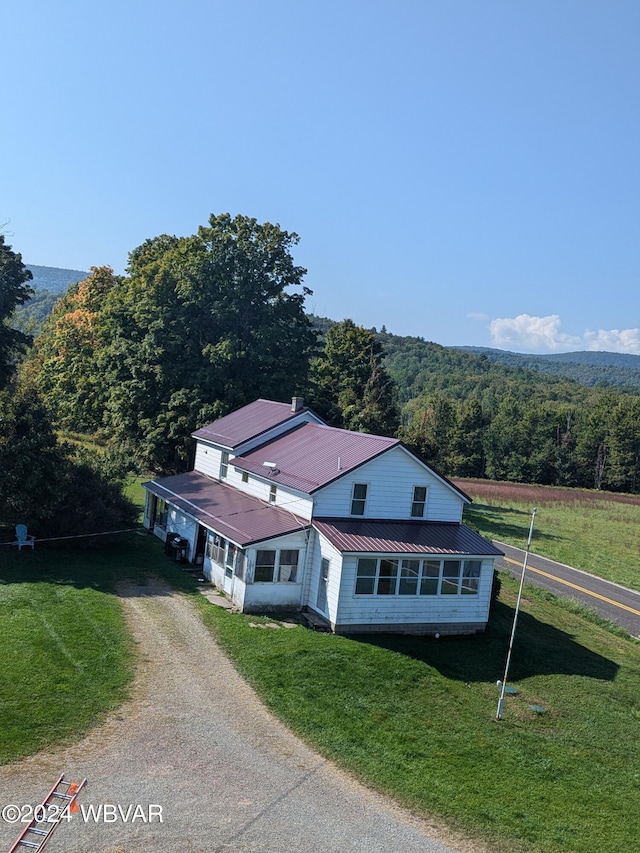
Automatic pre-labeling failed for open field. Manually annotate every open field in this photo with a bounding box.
[456,479,640,591]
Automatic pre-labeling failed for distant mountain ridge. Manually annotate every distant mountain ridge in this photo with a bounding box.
[453,345,640,389]
[26,264,88,292]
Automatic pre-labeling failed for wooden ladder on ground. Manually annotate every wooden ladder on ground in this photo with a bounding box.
[7,774,87,852]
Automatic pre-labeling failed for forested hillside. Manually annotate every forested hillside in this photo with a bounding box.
[455,345,640,390]
[12,268,640,495]
[304,318,640,493]
[26,265,88,292]
[14,265,89,338]
[378,331,639,493]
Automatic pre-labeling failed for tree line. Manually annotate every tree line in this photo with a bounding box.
[3,213,640,546]
[376,329,640,493]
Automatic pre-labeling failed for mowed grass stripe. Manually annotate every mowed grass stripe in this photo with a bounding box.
[0,540,150,764]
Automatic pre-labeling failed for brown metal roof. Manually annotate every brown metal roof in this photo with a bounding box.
[143,472,309,546]
[313,518,504,556]
[192,399,317,449]
[235,422,400,493]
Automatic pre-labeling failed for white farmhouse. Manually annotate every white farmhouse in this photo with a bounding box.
[143,397,503,635]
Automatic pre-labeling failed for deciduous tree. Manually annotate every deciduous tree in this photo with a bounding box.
[0,235,33,387]
[101,214,317,470]
[309,319,399,435]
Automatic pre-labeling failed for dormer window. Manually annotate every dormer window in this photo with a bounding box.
[411,486,427,518]
[351,483,368,516]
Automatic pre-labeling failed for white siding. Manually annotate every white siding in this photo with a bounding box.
[241,530,310,611]
[334,555,494,630]
[193,443,226,478]
[305,532,343,625]
[313,446,465,521]
[194,440,314,519]
[225,464,314,519]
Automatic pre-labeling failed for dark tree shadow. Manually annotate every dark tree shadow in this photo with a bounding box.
[349,600,619,684]
[0,534,192,597]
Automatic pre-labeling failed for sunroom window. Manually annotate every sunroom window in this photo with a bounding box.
[253,549,300,583]
[255,549,276,582]
[355,557,481,597]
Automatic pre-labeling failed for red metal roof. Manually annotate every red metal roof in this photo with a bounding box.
[192,399,316,449]
[143,472,309,546]
[235,422,400,493]
[313,518,504,556]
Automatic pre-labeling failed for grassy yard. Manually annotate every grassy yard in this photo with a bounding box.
[457,479,640,591]
[2,481,639,853]
[0,534,158,763]
[196,577,640,853]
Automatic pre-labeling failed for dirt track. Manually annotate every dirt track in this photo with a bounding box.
[0,579,484,853]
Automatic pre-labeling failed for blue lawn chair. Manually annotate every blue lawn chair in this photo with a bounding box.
[14,524,36,550]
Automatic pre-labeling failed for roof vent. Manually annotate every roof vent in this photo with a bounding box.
[291,396,304,412]
[263,461,280,476]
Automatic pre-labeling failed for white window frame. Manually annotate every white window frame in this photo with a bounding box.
[220,450,230,479]
[253,548,300,583]
[354,557,482,597]
[410,485,428,518]
[350,482,368,516]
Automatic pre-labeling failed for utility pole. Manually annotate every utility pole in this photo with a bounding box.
[496,507,537,721]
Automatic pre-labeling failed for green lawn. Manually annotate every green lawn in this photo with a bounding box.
[0,533,159,763]
[2,483,639,853]
[196,578,640,853]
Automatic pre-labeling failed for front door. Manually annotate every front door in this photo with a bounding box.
[316,558,329,613]
[195,525,208,566]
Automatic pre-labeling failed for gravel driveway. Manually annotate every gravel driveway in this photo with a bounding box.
[0,579,485,853]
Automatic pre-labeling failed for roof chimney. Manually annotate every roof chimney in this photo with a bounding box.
[291,396,304,412]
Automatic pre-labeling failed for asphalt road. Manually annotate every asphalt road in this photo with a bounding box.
[496,541,640,639]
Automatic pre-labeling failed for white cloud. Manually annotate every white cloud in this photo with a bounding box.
[488,313,640,354]
[582,328,640,353]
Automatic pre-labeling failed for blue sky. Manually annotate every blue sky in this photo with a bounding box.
[4,1,639,353]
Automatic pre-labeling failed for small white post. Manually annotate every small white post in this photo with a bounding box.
[496,507,537,721]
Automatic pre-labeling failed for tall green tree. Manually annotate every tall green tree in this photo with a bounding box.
[605,397,640,492]
[0,384,137,537]
[0,235,34,387]
[309,319,399,435]
[401,392,457,473]
[29,266,120,432]
[102,215,316,470]
[450,398,486,477]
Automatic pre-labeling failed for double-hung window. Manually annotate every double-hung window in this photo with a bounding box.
[351,483,368,516]
[255,549,277,582]
[220,451,229,480]
[410,486,427,517]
